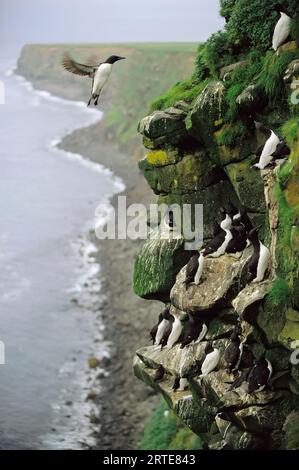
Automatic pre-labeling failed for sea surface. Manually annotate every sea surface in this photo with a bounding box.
[0,55,123,449]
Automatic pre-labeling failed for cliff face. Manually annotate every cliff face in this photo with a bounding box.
[133,0,299,450]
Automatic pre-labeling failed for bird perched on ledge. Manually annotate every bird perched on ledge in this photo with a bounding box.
[247,225,270,283]
[253,122,290,169]
[62,53,125,106]
[184,208,233,286]
[272,4,292,52]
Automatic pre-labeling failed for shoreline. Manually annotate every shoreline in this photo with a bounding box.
[16,69,160,449]
[61,124,160,450]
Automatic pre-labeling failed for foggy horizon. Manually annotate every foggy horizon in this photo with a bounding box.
[0,0,224,57]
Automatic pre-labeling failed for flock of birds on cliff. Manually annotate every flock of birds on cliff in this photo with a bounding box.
[60,6,294,396]
[145,3,295,398]
[149,202,272,394]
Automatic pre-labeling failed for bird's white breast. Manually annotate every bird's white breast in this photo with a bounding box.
[259,131,280,168]
[93,63,112,94]
[197,323,208,343]
[201,349,220,376]
[166,317,183,348]
[211,230,233,257]
[254,241,270,282]
[272,13,292,51]
[155,319,169,345]
[194,253,204,284]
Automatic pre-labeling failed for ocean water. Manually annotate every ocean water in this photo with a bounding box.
[0,57,124,449]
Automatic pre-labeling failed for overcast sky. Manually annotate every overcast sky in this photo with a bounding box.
[0,0,224,55]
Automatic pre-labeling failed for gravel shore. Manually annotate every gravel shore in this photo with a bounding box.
[60,119,160,449]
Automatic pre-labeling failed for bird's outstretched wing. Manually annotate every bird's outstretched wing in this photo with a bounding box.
[62,54,97,77]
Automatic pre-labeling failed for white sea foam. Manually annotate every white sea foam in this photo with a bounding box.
[7,67,123,449]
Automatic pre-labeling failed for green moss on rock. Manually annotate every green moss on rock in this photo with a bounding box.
[140,150,224,195]
[133,233,189,301]
[225,156,266,212]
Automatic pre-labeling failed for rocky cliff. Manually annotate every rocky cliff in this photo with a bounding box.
[133,0,299,450]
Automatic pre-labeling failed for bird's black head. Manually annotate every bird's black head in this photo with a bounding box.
[230,331,239,342]
[105,55,126,64]
[158,311,164,322]
[274,3,288,14]
[205,342,214,355]
[226,202,239,220]
[248,225,262,242]
[227,202,239,217]
[162,308,172,321]
[219,206,227,220]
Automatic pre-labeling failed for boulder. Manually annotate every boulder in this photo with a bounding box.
[138,107,189,149]
[284,59,299,82]
[133,231,191,301]
[186,81,225,160]
[136,342,206,378]
[232,280,272,317]
[236,84,266,115]
[191,369,284,411]
[219,60,248,81]
[139,149,224,195]
[225,156,266,213]
[133,355,214,435]
[170,249,252,313]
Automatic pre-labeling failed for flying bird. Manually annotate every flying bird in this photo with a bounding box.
[62,53,125,106]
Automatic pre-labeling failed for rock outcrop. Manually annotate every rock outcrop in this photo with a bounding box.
[133,38,299,449]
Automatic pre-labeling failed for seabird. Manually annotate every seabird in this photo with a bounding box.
[180,314,208,349]
[149,311,163,344]
[172,376,188,392]
[272,5,292,52]
[160,314,175,349]
[201,342,220,377]
[154,308,172,346]
[166,314,183,349]
[248,355,272,393]
[62,53,125,106]
[187,208,233,285]
[223,331,244,372]
[226,222,248,258]
[154,364,165,382]
[253,122,281,169]
[247,226,270,283]
[226,202,253,233]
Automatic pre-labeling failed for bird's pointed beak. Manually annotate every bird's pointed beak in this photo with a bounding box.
[118,57,126,60]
